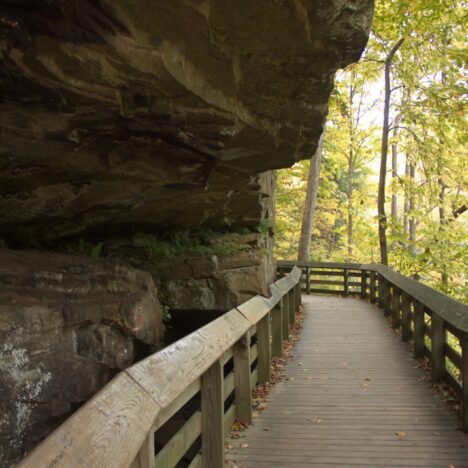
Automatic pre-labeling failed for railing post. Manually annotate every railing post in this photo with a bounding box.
[369,271,376,303]
[413,302,425,359]
[360,271,367,299]
[378,275,384,308]
[462,333,468,432]
[401,292,411,342]
[306,266,310,294]
[391,287,401,329]
[383,280,391,316]
[201,359,224,468]
[296,282,302,307]
[282,292,290,339]
[131,431,155,468]
[271,299,283,358]
[257,313,271,384]
[431,313,445,383]
[343,269,349,297]
[288,289,295,326]
[233,332,252,425]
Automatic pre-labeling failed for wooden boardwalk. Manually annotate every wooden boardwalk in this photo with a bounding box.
[226,295,468,467]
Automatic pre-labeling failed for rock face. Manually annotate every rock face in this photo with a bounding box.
[0,249,163,465]
[0,0,373,246]
[0,2,373,465]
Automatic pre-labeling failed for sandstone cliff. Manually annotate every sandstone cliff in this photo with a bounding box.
[0,1,373,464]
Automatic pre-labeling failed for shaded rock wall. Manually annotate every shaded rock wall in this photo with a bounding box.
[0,1,373,465]
[0,0,373,245]
[0,249,163,465]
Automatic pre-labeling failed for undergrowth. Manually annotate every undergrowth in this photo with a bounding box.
[133,229,248,259]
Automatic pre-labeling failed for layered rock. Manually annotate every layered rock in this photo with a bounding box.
[0,1,373,464]
[0,0,373,246]
[0,249,163,465]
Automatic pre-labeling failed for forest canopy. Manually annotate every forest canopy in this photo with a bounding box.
[275,0,467,301]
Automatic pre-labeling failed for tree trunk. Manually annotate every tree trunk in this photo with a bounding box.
[409,163,416,257]
[391,116,400,228]
[297,132,325,262]
[403,158,410,242]
[438,173,449,289]
[347,83,355,259]
[378,38,404,265]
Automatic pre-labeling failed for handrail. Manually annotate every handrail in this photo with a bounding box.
[278,260,468,431]
[278,261,468,332]
[361,263,468,333]
[18,267,303,468]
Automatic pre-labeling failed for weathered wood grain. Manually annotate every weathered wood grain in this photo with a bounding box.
[233,332,252,424]
[225,295,468,467]
[431,313,446,382]
[127,308,250,408]
[154,411,200,468]
[18,373,160,468]
[257,313,271,384]
[201,359,224,468]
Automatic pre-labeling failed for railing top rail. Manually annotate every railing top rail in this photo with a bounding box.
[278,260,362,269]
[18,266,302,467]
[361,263,468,333]
[279,260,468,333]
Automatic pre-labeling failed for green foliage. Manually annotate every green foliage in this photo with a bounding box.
[275,0,467,302]
[133,230,245,259]
[66,238,103,258]
[257,218,273,238]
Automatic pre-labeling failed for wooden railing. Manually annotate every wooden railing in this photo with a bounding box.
[279,260,468,431]
[18,267,302,468]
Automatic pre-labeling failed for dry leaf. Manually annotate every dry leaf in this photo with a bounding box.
[395,431,406,437]
[240,443,249,449]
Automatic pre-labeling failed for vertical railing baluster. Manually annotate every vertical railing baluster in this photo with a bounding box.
[271,298,283,358]
[343,269,349,297]
[383,280,391,316]
[401,292,411,342]
[288,289,295,326]
[233,332,252,425]
[360,270,367,299]
[257,313,271,384]
[413,302,425,359]
[132,431,155,468]
[201,359,224,468]
[306,266,311,294]
[391,287,401,329]
[378,275,384,308]
[462,334,468,431]
[370,271,376,303]
[282,291,290,339]
[431,313,445,382]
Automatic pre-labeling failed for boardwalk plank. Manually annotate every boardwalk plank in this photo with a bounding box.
[225,296,468,467]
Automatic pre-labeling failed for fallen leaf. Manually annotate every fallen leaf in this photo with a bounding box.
[263,427,271,431]
[240,443,249,449]
[395,431,406,438]
[449,464,456,468]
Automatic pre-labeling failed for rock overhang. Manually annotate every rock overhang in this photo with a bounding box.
[0,0,374,244]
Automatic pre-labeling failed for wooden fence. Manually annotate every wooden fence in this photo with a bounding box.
[279,260,468,431]
[18,268,302,468]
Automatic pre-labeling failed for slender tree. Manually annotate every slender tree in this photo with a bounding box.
[297,132,325,262]
[377,38,404,265]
